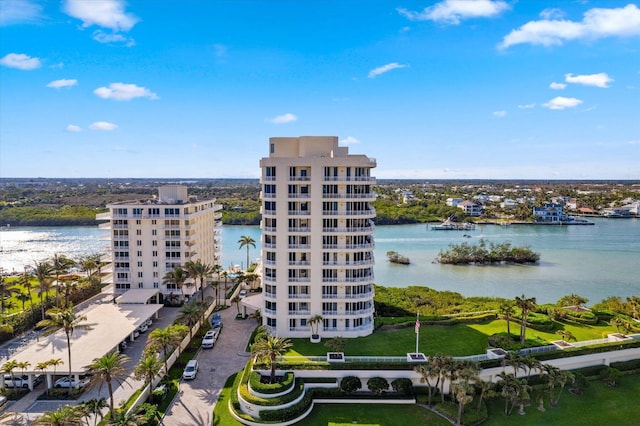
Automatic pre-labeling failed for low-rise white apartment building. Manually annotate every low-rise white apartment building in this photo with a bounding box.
[259,136,376,338]
[96,185,222,300]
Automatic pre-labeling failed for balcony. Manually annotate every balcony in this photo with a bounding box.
[288,260,311,266]
[263,276,277,283]
[264,259,276,266]
[288,227,311,233]
[288,310,311,316]
[322,310,339,316]
[323,176,376,182]
[263,226,277,233]
[344,291,374,299]
[288,293,310,299]
[264,308,277,315]
[345,307,375,316]
[344,276,374,283]
[345,243,375,249]
[262,176,276,182]
[323,226,375,233]
[288,244,310,250]
[287,210,311,216]
[287,193,310,199]
[262,209,277,217]
[288,176,310,181]
[322,193,375,200]
[322,277,338,282]
[263,243,276,249]
[262,193,276,199]
[264,291,276,300]
[322,208,376,217]
[288,277,311,283]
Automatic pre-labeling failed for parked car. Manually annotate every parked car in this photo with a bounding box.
[201,329,219,349]
[182,360,198,380]
[210,313,223,330]
[138,323,148,333]
[145,318,153,327]
[54,375,90,389]
[3,374,42,388]
[239,289,247,298]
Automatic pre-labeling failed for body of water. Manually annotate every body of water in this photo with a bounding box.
[1,218,638,304]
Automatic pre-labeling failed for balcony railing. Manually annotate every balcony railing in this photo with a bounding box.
[288,176,310,181]
[288,277,311,282]
[288,310,311,316]
[288,260,311,266]
[287,210,311,216]
[288,293,310,299]
[288,244,310,250]
[288,227,310,233]
[287,193,310,199]
[322,209,376,216]
[262,193,276,199]
[322,176,376,182]
[263,243,276,249]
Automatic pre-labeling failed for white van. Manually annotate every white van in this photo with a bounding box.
[182,360,198,380]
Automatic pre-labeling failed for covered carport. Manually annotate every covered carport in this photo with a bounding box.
[115,288,161,305]
[239,292,262,319]
[0,301,163,391]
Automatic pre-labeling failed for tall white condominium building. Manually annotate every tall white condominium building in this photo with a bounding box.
[96,185,222,299]
[260,136,377,338]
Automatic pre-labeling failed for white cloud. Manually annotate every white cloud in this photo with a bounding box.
[340,136,360,146]
[267,113,298,124]
[499,4,640,49]
[0,0,43,25]
[368,62,407,78]
[493,110,507,117]
[63,0,138,32]
[47,79,78,89]
[543,96,583,110]
[398,0,509,25]
[66,124,82,132]
[92,30,134,46]
[0,53,41,70]
[89,121,118,131]
[94,83,158,101]
[539,8,565,20]
[565,72,613,88]
[518,103,536,109]
[550,82,567,90]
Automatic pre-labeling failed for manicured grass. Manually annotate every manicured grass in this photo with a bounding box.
[287,319,620,357]
[213,373,244,426]
[297,404,449,426]
[484,374,640,426]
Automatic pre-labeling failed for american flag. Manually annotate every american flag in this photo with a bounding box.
[415,318,420,334]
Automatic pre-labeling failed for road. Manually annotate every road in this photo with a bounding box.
[160,305,255,426]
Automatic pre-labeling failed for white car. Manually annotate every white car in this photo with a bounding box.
[54,376,90,389]
[182,360,198,380]
[138,323,148,333]
[201,329,219,349]
[239,289,247,298]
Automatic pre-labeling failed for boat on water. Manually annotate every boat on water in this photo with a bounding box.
[430,217,475,231]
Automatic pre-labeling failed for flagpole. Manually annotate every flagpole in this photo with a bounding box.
[415,311,419,353]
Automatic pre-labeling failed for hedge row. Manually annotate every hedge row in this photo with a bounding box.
[249,371,295,395]
[377,313,496,329]
[435,400,488,426]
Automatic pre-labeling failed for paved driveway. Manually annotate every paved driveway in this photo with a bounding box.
[161,306,255,426]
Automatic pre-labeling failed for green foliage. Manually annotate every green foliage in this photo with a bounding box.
[437,240,540,264]
[391,378,413,395]
[374,285,505,317]
[435,400,487,426]
[0,205,101,226]
[367,376,389,394]
[340,376,362,394]
[249,371,294,394]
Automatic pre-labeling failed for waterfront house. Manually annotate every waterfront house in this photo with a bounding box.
[533,203,566,223]
[457,200,482,217]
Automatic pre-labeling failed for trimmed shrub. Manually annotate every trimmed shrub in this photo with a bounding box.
[391,378,413,395]
[340,376,362,394]
[249,371,294,395]
[367,377,389,395]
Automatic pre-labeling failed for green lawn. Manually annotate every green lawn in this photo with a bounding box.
[484,374,640,425]
[297,403,449,426]
[286,319,619,357]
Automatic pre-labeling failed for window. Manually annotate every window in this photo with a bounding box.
[270,143,275,154]
[133,208,143,216]
[152,229,157,236]
[138,272,143,278]
[267,318,276,327]
[152,251,158,257]
[153,272,158,278]
[137,261,143,267]
[136,220,141,225]
[137,251,142,257]
[153,261,158,267]
[138,282,144,288]
[136,229,142,236]
[137,240,142,246]
[152,240,158,246]
[153,282,159,288]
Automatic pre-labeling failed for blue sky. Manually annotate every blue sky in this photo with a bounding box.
[1,0,639,179]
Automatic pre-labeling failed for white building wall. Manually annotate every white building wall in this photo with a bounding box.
[260,136,376,338]
[98,185,222,297]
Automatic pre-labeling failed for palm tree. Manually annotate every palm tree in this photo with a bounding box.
[515,294,537,344]
[34,260,54,319]
[16,291,31,312]
[231,295,242,316]
[521,355,541,379]
[35,361,51,396]
[0,276,18,314]
[414,363,439,407]
[47,358,63,388]
[146,326,182,376]
[452,381,474,426]
[37,306,91,396]
[32,405,83,425]
[249,309,262,326]
[51,254,75,307]
[498,301,515,337]
[84,352,131,418]
[176,304,201,339]
[17,267,34,311]
[185,260,213,302]
[1,360,18,395]
[133,353,163,400]
[308,314,323,339]
[162,266,189,302]
[558,293,588,308]
[78,398,108,426]
[221,271,229,305]
[107,408,145,426]
[16,360,30,385]
[251,335,292,383]
[503,351,524,376]
[238,235,256,270]
[476,379,496,413]
[497,372,523,416]
[211,264,222,306]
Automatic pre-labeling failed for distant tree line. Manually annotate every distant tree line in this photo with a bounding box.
[437,240,540,265]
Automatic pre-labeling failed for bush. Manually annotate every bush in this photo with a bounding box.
[526,312,554,331]
[435,400,487,425]
[249,371,294,394]
[340,376,362,394]
[258,392,313,422]
[391,378,413,395]
[367,377,389,395]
